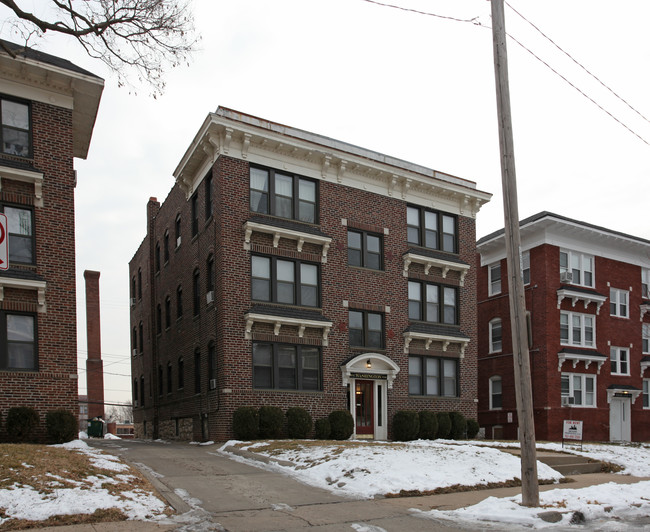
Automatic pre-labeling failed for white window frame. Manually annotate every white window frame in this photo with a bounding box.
[610,288,629,318]
[559,250,594,288]
[521,250,530,285]
[643,323,650,355]
[561,372,596,407]
[610,346,630,376]
[643,379,649,409]
[489,375,502,410]
[560,311,595,348]
[489,318,502,353]
[643,269,650,300]
[488,263,501,296]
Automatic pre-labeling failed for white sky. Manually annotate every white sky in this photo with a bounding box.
[1,0,649,404]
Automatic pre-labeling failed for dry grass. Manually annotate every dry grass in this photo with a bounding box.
[0,443,171,531]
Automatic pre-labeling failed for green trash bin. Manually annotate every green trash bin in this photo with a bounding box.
[88,418,104,438]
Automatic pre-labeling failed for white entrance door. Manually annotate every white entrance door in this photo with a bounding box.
[609,398,631,442]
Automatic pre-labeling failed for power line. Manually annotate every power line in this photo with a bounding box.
[505,1,650,127]
[359,0,482,24]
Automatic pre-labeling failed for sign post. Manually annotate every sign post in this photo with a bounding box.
[0,213,8,270]
[563,420,584,450]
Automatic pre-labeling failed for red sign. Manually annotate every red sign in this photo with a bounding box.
[0,214,7,270]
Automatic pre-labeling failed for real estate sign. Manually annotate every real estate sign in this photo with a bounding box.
[563,419,583,441]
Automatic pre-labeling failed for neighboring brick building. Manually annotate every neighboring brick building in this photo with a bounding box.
[130,107,491,441]
[0,41,103,439]
[477,212,650,442]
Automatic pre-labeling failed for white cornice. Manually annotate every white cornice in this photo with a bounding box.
[0,277,46,312]
[244,312,333,346]
[0,164,43,206]
[174,109,492,217]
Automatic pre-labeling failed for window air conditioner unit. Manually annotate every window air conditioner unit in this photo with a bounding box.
[206,291,214,304]
[560,271,573,283]
[561,396,575,406]
[130,298,136,307]
[176,236,182,247]
[209,379,217,390]
[132,349,138,357]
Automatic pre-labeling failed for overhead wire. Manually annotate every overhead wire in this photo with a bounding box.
[356,0,650,146]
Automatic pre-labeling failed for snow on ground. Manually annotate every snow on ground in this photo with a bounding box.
[220,439,650,529]
[221,440,563,498]
[0,439,169,525]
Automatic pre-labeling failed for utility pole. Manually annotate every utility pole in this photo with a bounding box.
[490,0,539,507]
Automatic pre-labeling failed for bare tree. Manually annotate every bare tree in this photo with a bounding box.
[0,0,198,95]
[106,402,134,424]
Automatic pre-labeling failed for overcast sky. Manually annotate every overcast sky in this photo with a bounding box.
[2,0,649,405]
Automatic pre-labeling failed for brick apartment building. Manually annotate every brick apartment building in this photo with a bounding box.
[477,212,650,442]
[0,41,103,438]
[130,107,491,441]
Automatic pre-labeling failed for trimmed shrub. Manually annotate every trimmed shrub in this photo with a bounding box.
[449,411,467,440]
[258,405,284,439]
[286,407,312,439]
[328,410,354,440]
[46,409,77,444]
[314,418,331,440]
[436,412,451,439]
[392,410,420,441]
[467,419,480,439]
[232,406,259,440]
[6,406,39,443]
[418,410,438,440]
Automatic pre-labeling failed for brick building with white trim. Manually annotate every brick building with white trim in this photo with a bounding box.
[0,41,103,439]
[129,107,491,441]
[477,212,650,442]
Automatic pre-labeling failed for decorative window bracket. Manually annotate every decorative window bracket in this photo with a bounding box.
[0,277,47,312]
[403,252,469,286]
[0,166,44,207]
[556,288,607,314]
[557,352,605,374]
[243,220,332,263]
[640,304,650,322]
[244,312,332,346]
[403,331,468,357]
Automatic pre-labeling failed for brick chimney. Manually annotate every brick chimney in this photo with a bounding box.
[84,270,105,419]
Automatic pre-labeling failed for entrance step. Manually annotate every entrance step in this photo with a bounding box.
[504,449,603,476]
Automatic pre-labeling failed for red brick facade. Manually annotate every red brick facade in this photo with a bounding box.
[130,107,491,441]
[0,42,102,441]
[477,212,650,442]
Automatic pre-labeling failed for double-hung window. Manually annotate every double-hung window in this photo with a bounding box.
[0,312,37,370]
[489,376,502,409]
[348,229,382,270]
[559,250,594,287]
[205,172,213,219]
[561,373,596,407]
[408,281,458,325]
[406,206,457,253]
[522,251,530,285]
[488,263,501,296]
[251,255,319,307]
[643,324,650,354]
[610,288,629,318]
[610,347,630,375]
[643,269,650,299]
[253,342,321,390]
[191,193,199,237]
[1,97,30,157]
[489,318,502,353]
[250,166,317,223]
[3,205,34,264]
[643,379,649,409]
[349,310,383,349]
[560,311,595,347]
[408,356,458,397]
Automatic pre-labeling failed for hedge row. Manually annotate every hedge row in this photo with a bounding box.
[232,407,354,441]
[0,407,77,444]
[392,410,480,441]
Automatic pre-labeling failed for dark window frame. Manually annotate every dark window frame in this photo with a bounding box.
[175,214,182,247]
[0,310,38,371]
[205,172,213,219]
[1,95,32,158]
[155,242,161,273]
[176,285,183,319]
[206,254,215,293]
[164,296,171,329]
[192,269,200,316]
[163,231,170,263]
[137,268,142,299]
[347,229,383,270]
[194,348,201,394]
[156,304,162,335]
[408,355,459,397]
[166,362,173,394]
[349,309,385,349]
[249,165,319,223]
[408,280,459,325]
[1,203,35,265]
[251,254,320,307]
[252,342,322,391]
[178,357,184,389]
[191,193,199,237]
[406,205,458,254]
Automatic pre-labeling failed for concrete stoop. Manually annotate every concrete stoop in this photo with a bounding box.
[537,453,602,475]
